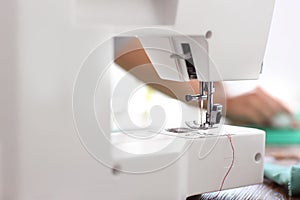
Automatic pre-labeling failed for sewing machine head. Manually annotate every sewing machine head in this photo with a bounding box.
[114,27,269,129]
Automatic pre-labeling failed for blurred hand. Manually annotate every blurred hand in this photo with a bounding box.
[226,87,298,128]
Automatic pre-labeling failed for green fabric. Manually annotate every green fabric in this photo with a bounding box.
[290,165,300,196]
[263,113,300,196]
[265,128,300,144]
[253,113,300,145]
[264,163,300,196]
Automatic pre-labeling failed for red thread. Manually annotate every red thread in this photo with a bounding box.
[210,134,235,200]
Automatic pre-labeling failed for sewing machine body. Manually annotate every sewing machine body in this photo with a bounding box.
[0,0,274,199]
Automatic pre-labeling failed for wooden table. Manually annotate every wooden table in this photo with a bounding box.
[187,146,300,200]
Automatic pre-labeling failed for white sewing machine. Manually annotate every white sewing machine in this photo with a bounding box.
[0,0,275,199]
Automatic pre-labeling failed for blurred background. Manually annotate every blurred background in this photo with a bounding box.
[226,0,300,113]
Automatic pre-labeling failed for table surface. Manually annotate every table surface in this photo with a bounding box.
[187,146,300,200]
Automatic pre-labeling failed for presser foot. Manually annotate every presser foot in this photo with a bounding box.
[185,120,217,130]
